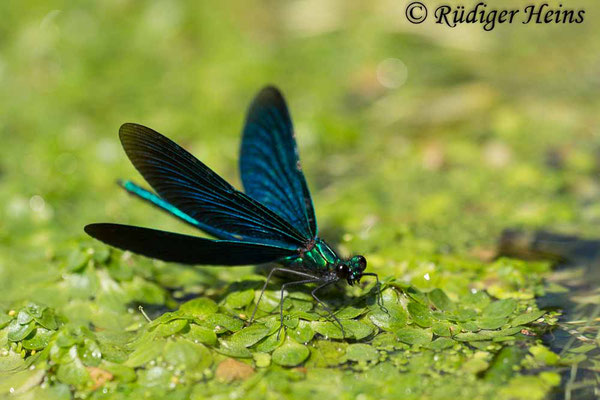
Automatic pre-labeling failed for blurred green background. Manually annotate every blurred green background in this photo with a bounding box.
[1,1,599,399]
[2,0,599,251]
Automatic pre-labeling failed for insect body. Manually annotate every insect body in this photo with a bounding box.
[280,239,367,284]
[85,86,380,335]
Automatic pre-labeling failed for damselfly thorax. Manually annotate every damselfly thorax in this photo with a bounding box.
[281,239,337,271]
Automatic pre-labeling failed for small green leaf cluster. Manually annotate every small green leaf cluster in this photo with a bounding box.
[6,303,60,356]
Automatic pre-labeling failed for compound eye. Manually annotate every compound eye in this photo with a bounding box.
[337,264,350,278]
[357,256,367,271]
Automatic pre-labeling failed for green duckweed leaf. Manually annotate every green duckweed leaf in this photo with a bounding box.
[202,314,244,333]
[155,319,188,337]
[225,289,255,309]
[290,310,321,321]
[185,324,217,346]
[335,305,366,320]
[511,310,545,326]
[180,298,218,317]
[123,279,166,305]
[216,340,253,358]
[530,345,560,365]
[372,332,403,350]
[102,362,136,383]
[462,351,490,374]
[228,324,270,347]
[428,289,455,311]
[287,320,315,344]
[431,321,454,337]
[407,301,433,327]
[484,346,525,383]
[394,327,433,346]
[0,350,26,373]
[125,338,165,367]
[405,286,428,305]
[22,328,55,350]
[368,303,407,331]
[476,316,507,330]
[306,340,348,367]
[17,310,33,325]
[463,290,491,310]
[8,320,35,342]
[36,309,59,330]
[98,341,129,364]
[312,320,373,340]
[255,331,285,353]
[289,297,313,312]
[484,299,517,319]
[459,321,479,332]
[79,338,102,367]
[283,316,299,329]
[272,341,310,367]
[380,288,399,304]
[428,337,455,350]
[253,352,271,368]
[92,246,111,264]
[164,339,212,369]
[346,343,379,363]
[66,249,91,272]
[138,366,171,387]
[55,347,91,388]
[452,308,477,322]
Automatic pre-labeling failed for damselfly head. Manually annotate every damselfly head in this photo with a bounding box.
[337,255,367,285]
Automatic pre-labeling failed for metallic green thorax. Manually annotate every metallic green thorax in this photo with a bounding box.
[280,239,339,272]
[279,239,367,285]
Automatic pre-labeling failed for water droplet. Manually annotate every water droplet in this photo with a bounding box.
[29,195,45,212]
[423,273,430,281]
[376,58,408,89]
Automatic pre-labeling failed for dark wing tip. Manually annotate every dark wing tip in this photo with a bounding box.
[258,84,283,96]
[248,85,289,120]
[118,123,171,165]
[119,122,147,132]
[84,223,115,241]
[255,85,285,104]
[119,122,137,138]
[119,122,152,143]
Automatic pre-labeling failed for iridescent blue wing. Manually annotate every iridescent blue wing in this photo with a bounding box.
[119,123,308,249]
[85,223,294,265]
[240,86,317,239]
[119,179,210,231]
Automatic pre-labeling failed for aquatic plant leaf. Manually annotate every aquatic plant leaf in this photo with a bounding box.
[346,343,379,363]
[272,341,310,367]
